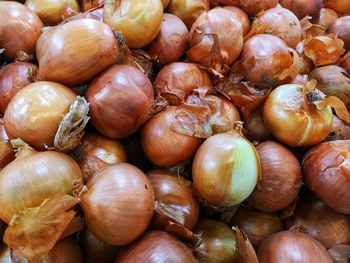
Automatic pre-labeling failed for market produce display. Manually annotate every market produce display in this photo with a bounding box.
[0,0,350,262]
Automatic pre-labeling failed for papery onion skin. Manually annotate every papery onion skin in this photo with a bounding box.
[141,106,201,167]
[116,231,196,263]
[149,13,189,65]
[0,2,43,61]
[293,74,308,85]
[313,8,339,29]
[280,0,322,19]
[86,65,154,139]
[0,119,15,169]
[81,163,154,246]
[299,54,315,75]
[103,0,163,49]
[193,220,238,263]
[166,0,210,29]
[0,62,38,114]
[248,140,302,211]
[222,6,250,36]
[147,169,199,230]
[328,16,350,51]
[81,0,105,11]
[258,231,333,263]
[4,81,76,150]
[323,0,350,15]
[303,140,350,214]
[153,62,213,105]
[37,19,120,87]
[25,0,80,26]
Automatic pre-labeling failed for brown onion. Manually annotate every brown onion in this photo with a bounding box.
[223,6,250,36]
[258,231,333,263]
[116,231,196,262]
[81,0,105,11]
[80,163,154,246]
[0,119,15,169]
[86,65,154,139]
[244,107,273,142]
[187,8,243,72]
[154,62,213,105]
[166,0,210,29]
[72,132,127,183]
[149,13,189,65]
[232,0,279,17]
[147,169,199,230]
[37,19,121,87]
[303,140,350,214]
[0,61,38,113]
[326,115,350,141]
[313,8,339,29]
[141,106,201,167]
[280,0,322,19]
[328,16,350,50]
[0,2,43,61]
[323,0,350,15]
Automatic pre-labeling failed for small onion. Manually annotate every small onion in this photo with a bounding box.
[149,13,189,65]
[103,0,163,48]
[223,6,250,36]
[141,106,201,167]
[37,19,121,87]
[147,169,199,230]
[280,0,322,19]
[313,8,339,29]
[303,140,350,214]
[0,119,15,169]
[244,107,273,142]
[248,141,302,211]
[323,0,350,15]
[0,2,43,61]
[80,163,155,246]
[328,16,350,51]
[0,61,38,114]
[116,231,196,262]
[258,231,333,263]
[86,65,154,139]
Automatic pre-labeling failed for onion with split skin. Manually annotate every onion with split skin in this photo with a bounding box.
[328,16,350,51]
[280,0,322,19]
[323,0,350,15]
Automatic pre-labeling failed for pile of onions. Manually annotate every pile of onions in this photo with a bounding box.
[223,6,250,36]
[313,8,339,29]
[149,13,189,65]
[147,169,199,230]
[72,132,127,183]
[303,140,350,214]
[323,0,350,15]
[0,119,15,169]
[258,231,333,263]
[86,65,154,139]
[328,16,350,50]
[248,141,302,211]
[280,0,322,19]
[0,1,43,61]
[103,0,163,48]
[36,19,121,86]
[80,163,155,246]
[116,231,196,262]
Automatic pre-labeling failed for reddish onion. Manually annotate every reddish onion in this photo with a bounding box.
[147,169,199,230]
[140,106,201,167]
[116,231,196,262]
[280,0,322,19]
[0,2,43,61]
[149,13,189,65]
[323,0,350,15]
[328,16,350,50]
[303,140,350,214]
[154,62,213,105]
[0,119,15,169]
[258,231,333,263]
[86,65,154,139]
[222,6,250,36]
[80,163,155,246]
[313,8,339,29]
[0,61,38,114]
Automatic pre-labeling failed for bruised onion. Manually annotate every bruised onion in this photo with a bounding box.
[323,0,350,15]
[313,8,339,29]
[280,0,322,19]
[116,231,196,262]
[328,16,350,50]
[80,163,154,246]
[141,106,201,167]
[303,140,350,214]
[223,6,250,36]
[0,2,43,61]
[37,19,121,86]
[0,61,38,113]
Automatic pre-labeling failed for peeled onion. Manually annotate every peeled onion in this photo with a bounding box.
[323,0,350,15]
[328,16,350,50]
[280,0,322,19]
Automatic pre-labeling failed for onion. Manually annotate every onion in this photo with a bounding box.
[25,0,80,25]
[231,206,284,248]
[37,19,121,87]
[63,7,104,22]
[222,6,250,36]
[147,169,199,230]
[248,141,302,211]
[116,231,196,262]
[153,62,213,105]
[258,231,333,263]
[193,220,238,262]
[299,54,315,75]
[103,0,163,48]
[328,16,350,51]
[0,119,15,169]
[240,34,299,89]
[0,61,38,114]
[303,140,350,214]
[166,0,210,29]
[149,13,189,65]
[323,0,350,15]
[187,8,243,72]
[326,115,350,141]
[141,106,201,167]
[80,163,154,246]
[244,107,273,142]
[192,125,260,208]
[0,2,43,61]
[230,0,279,17]
[117,49,154,78]
[81,0,105,11]
[280,0,322,19]
[72,132,127,183]
[4,81,89,151]
[313,8,339,29]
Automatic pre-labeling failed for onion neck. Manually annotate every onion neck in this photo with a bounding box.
[10,138,35,159]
